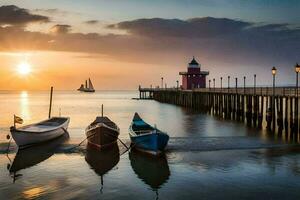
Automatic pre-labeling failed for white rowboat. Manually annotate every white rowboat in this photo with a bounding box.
[10,117,70,149]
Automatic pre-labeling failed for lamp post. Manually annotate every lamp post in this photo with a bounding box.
[161,77,164,89]
[254,74,256,95]
[213,78,215,91]
[235,77,238,94]
[176,80,179,89]
[243,76,246,94]
[272,66,277,132]
[295,63,300,97]
[228,76,230,93]
[209,79,211,90]
[220,77,223,90]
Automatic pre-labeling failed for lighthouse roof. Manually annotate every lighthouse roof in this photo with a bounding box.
[189,57,199,65]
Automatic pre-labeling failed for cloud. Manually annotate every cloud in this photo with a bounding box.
[32,8,80,17]
[0,14,299,75]
[33,8,62,14]
[106,17,300,65]
[107,17,251,38]
[84,20,99,25]
[50,24,72,34]
[0,5,49,26]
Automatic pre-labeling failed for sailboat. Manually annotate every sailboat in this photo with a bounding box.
[78,78,95,92]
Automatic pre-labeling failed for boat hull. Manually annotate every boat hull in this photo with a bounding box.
[129,132,169,156]
[11,118,70,149]
[78,89,95,93]
[86,123,119,149]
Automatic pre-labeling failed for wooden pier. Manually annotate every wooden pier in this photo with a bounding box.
[139,87,300,138]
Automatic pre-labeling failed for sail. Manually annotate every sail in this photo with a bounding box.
[88,78,94,90]
[78,84,84,91]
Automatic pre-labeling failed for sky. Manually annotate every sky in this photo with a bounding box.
[0,0,299,90]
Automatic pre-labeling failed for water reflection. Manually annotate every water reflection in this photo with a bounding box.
[7,133,69,182]
[129,150,170,199]
[20,91,30,120]
[85,143,120,192]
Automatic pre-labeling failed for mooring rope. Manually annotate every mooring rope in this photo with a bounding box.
[64,130,130,153]
[5,127,153,160]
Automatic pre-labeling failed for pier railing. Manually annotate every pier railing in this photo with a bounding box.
[139,87,299,97]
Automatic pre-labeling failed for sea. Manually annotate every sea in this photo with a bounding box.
[1,90,300,200]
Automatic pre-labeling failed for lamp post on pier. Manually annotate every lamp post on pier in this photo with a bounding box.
[295,63,300,97]
[254,74,256,95]
[272,66,277,132]
[213,78,215,91]
[228,76,230,93]
[209,79,211,90]
[235,78,238,94]
[243,76,246,94]
[176,80,179,89]
[220,77,223,91]
[161,77,164,89]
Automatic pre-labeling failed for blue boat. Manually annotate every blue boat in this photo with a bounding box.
[129,113,169,155]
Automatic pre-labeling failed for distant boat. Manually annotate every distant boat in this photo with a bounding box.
[10,117,70,149]
[129,113,169,156]
[85,105,120,149]
[78,78,95,92]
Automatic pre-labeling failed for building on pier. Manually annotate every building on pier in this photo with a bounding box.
[179,57,209,89]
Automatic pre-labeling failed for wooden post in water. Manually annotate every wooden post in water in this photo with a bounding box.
[285,97,289,134]
[48,86,53,119]
[278,97,283,134]
[290,97,294,137]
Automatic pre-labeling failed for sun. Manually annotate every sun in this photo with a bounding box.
[17,62,32,75]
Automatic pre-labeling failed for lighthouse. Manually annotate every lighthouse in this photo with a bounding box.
[179,57,209,90]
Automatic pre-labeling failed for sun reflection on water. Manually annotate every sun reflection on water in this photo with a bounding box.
[22,187,45,199]
[20,91,30,121]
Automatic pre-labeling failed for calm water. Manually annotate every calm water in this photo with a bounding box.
[1,91,300,199]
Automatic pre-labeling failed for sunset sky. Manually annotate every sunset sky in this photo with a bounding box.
[0,0,299,90]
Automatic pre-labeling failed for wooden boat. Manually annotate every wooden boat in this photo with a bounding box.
[78,78,95,92]
[129,113,169,156]
[85,105,120,149]
[10,117,70,149]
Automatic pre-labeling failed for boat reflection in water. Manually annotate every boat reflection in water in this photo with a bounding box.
[8,133,69,182]
[129,150,170,199]
[85,143,120,192]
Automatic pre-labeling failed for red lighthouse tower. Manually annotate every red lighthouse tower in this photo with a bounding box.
[179,57,209,90]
